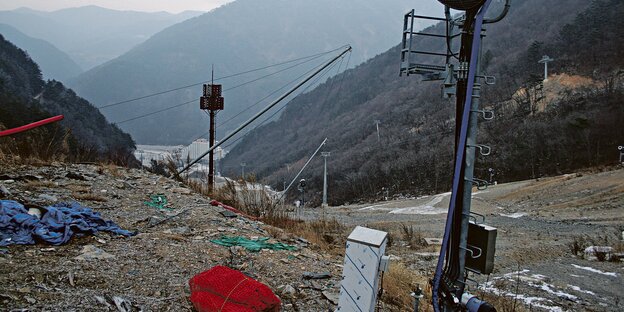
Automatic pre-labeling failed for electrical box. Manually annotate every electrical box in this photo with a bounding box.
[337,226,388,312]
[466,221,497,274]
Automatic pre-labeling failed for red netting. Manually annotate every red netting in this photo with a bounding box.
[189,266,281,312]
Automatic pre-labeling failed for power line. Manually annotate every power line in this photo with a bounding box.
[220,53,347,151]
[110,52,336,126]
[97,46,349,110]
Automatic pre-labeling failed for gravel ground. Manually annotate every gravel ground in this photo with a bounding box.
[0,164,344,311]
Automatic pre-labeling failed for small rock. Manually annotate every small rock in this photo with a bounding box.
[171,187,191,195]
[322,290,339,305]
[219,210,238,218]
[38,194,58,202]
[281,285,296,298]
[0,184,11,198]
[40,247,56,252]
[95,295,110,307]
[3,180,14,184]
[74,245,115,261]
[66,172,86,180]
[24,296,36,304]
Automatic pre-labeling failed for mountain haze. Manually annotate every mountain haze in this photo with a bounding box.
[0,6,202,70]
[69,0,442,144]
[0,24,82,82]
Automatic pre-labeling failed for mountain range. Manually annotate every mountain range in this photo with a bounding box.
[68,0,442,144]
[0,6,202,70]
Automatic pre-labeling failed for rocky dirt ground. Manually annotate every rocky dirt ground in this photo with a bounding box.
[302,167,624,311]
[1,163,622,312]
[0,164,345,311]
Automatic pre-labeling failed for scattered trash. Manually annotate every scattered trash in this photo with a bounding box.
[0,200,135,246]
[211,236,296,252]
[144,194,172,211]
[27,207,42,219]
[424,238,443,246]
[147,209,189,228]
[210,200,256,220]
[219,210,238,218]
[112,296,132,312]
[74,245,115,261]
[189,265,281,312]
[303,272,332,279]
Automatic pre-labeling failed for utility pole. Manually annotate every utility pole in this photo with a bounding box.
[321,152,331,208]
[374,119,381,142]
[199,65,224,191]
[538,55,554,81]
[240,162,246,179]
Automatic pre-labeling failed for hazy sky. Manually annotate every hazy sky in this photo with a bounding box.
[0,0,235,13]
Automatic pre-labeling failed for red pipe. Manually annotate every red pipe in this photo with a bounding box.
[0,115,64,137]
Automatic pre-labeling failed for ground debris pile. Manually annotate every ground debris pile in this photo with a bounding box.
[0,164,343,311]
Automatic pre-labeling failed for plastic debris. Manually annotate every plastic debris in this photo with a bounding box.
[190,265,281,312]
[210,236,296,252]
[143,194,172,211]
[302,271,332,279]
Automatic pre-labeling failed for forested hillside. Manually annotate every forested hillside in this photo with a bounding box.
[0,24,82,81]
[221,0,624,205]
[0,35,136,164]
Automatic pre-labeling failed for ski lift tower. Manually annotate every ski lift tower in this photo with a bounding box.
[400,0,510,311]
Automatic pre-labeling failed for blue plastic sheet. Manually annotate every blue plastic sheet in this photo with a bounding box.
[0,200,135,246]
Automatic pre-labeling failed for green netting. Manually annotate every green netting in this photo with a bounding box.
[144,194,172,211]
[211,236,296,252]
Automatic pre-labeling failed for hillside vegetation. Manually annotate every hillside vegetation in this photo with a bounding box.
[221,0,624,205]
[0,35,136,164]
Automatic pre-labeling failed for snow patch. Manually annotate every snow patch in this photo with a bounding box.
[571,264,618,277]
[500,212,527,218]
[567,284,596,296]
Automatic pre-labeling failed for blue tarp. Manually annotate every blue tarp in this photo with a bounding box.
[0,200,135,246]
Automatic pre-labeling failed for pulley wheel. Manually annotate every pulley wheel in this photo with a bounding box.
[437,0,486,10]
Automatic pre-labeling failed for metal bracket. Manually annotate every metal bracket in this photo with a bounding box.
[466,245,483,259]
[467,144,491,156]
[465,177,489,190]
[471,109,494,120]
[469,211,486,224]
[477,75,496,85]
